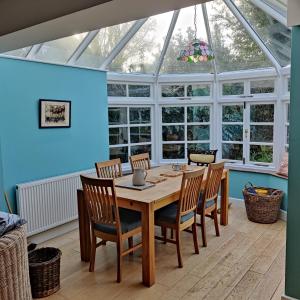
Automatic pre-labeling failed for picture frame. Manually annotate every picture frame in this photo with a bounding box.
[39,99,71,128]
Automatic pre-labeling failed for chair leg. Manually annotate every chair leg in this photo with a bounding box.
[176,229,183,268]
[213,210,220,237]
[201,213,207,247]
[117,240,122,283]
[128,237,133,256]
[162,227,167,244]
[170,229,174,240]
[89,232,97,272]
[192,223,199,254]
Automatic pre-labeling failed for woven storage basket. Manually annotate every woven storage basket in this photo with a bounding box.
[0,225,32,300]
[29,247,62,298]
[243,183,283,224]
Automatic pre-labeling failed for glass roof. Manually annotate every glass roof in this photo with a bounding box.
[0,0,291,75]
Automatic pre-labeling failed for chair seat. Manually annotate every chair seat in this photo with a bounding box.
[155,203,194,224]
[197,193,215,210]
[94,208,141,235]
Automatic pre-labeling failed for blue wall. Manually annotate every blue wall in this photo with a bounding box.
[0,58,109,212]
[229,170,288,211]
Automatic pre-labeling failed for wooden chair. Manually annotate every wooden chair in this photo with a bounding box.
[95,158,122,178]
[196,162,224,247]
[129,153,151,172]
[80,175,142,282]
[188,149,218,166]
[154,168,205,268]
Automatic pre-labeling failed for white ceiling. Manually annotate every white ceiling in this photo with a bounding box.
[0,0,210,53]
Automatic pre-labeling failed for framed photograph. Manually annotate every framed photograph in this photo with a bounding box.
[39,99,71,128]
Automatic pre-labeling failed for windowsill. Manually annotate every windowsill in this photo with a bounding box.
[226,163,288,180]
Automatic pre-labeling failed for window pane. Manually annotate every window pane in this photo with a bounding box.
[222,125,243,141]
[35,33,87,63]
[250,145,273,163]
[188,143,210,152]
[250,80,275,94]
[129,107,151,124]
[187,125,210,141]
[131,144,152,159]
[187,106,210,122]
[163,144,185,159]
[207,0,273,72]
[130,127,151,143]
[233,0,291,67]
[76,22,133,68]
[108,107,127,125]
[109,12,173,74]
[222,144,243,160]
[160,5,213,74]
[162,107,184,123]
[250,104,274,122]
[187,84,210,97]
[110,146,128,163]
[222,105,243,122]
[250,125,273,142]
[162,125,185,141]
[128,85,151,97]
[109,128,128,145]
[161,85,184,97]
[222,82,244,96]
[107,84,127,97]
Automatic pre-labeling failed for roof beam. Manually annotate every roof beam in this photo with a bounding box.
[67,30,99,65]
[223,0,281,74]
[155,10,180,77]
[100,18,147,70]
[26,44,43,59]
[202,3,217,77]
[250,0,287,27]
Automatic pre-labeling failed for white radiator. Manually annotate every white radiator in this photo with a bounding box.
[17,169,95,236]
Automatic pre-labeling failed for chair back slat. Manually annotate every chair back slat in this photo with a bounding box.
[95,159,122,178]
[80,175,120,230]
[129,153,151,172]
[203,162,225,203]
[178,168,205,220]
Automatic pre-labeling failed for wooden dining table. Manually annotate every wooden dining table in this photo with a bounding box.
[77,165,229,287]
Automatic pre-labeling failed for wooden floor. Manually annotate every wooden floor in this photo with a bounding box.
[43,201,286,300]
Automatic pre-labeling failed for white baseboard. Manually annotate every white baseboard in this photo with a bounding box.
[282,295,299,300]
[28,219,78,245]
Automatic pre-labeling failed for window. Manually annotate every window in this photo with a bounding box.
[222,82,244,96]
[161,84,211,98]
[109,107,152,163]
[221,103,274,165]
[161,105,211,160]
[107,83,151,98]
[285,103,290,151]
[250,80,275,94]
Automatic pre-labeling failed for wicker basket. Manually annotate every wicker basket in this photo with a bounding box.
[29,247,62,298]
[243,183,283,224]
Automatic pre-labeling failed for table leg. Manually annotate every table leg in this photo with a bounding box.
[77,189,91,262]
[141,202,155,287]
[220,171,229,226]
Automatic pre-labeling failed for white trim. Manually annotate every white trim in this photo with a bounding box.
[282,295,299,300]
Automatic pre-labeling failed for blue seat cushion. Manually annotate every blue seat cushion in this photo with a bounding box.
[155,203,194,224]
[197,192,215,210]
[94,208,141,235]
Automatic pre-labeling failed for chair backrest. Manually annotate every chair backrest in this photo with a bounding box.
[188,149,218,166]
[203,162,225,205]
[177,168,205,221]
[95,158,122,178]
[80,175,120,231]
[129,153,151,172]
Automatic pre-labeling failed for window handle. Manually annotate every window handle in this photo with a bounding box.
[244,129,249,139]
[178,97,192,100]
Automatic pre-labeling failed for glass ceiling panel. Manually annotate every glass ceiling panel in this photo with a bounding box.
[109,12,173,74]
[75,21,134,68]
[160,5,213,74]
[206,0,273,73]
[233,0,291,67]
[4,47,31,58]
[34,33,87,64]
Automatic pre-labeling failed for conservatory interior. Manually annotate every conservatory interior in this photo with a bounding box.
[1,0,300,299]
